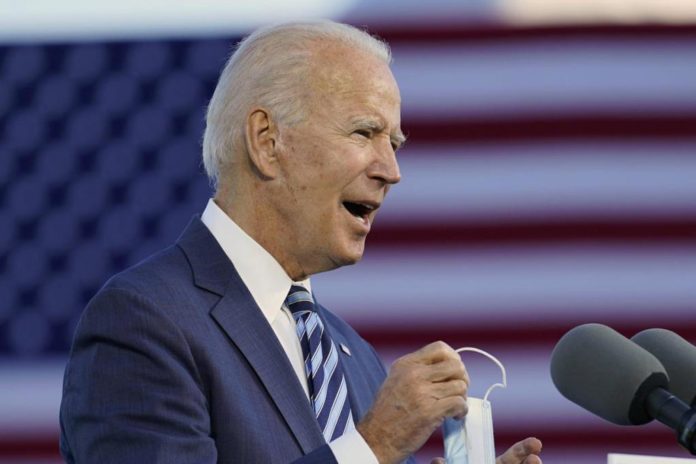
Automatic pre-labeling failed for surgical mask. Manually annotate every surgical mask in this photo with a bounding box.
[443,347,507,464]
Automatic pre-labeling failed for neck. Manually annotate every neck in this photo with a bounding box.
[213,191,310,281]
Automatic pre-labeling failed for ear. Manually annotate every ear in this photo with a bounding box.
[244,107,280,179]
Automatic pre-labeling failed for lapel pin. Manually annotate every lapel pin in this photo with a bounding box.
[339,343,352,356]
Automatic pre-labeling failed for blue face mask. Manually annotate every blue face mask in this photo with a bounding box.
[442,347,507,464]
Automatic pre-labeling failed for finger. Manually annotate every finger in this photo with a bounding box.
[430,458,446,464]
[437,395,468,419]
[413,341,459,364]
[496,438,543,464]
[424,358,469,383]
[430,378,468,400]
[522,437,542,455]
[523,455,542,464]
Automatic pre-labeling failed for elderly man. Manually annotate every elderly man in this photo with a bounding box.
[60,21,542,463]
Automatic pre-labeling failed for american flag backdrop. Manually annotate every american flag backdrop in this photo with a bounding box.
[1,2,695,463]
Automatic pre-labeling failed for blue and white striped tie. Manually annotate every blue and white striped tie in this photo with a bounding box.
[285,285,354,442]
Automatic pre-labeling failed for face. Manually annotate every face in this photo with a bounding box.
[270,45,404,278]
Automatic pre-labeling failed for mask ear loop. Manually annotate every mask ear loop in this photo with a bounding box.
[455,347,507,402]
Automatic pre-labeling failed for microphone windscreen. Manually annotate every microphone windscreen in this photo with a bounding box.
[632,328,696,407]
[550,323,668,425]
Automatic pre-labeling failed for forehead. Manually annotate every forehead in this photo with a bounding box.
[308,43,401,120]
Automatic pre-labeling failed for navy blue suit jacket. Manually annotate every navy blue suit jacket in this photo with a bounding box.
[60,217,393,463]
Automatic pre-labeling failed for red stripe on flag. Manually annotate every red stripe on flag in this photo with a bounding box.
[402,114,696,144]
[368,220,696,247]
[417,424,684,459]
[372,23,696,44]
[356,320,696,350]
[0,425,682,459]
[0,434,60,458]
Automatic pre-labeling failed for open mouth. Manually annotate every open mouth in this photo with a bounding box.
[342,201,375,223]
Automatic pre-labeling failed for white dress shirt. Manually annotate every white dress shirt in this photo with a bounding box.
[201,199,378,464]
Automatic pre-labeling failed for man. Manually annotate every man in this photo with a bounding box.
[60,21,542,463]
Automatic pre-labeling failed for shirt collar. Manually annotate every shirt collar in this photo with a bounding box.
[200,198,311,325]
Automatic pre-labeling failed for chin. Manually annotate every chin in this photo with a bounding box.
[336,243,366,267]
[321,241,364,272]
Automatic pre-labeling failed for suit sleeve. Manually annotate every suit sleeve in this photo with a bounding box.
[60,286,343,464]
[290,446,338,464]
[60,287,217,463]
[365,339,418,464]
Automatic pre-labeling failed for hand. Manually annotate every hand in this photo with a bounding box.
[429,437,542,464]
[357,341,469,464]
[496,437,543,464]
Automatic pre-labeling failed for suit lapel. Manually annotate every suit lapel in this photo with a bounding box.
[177,217,326,454]
[210,290,327,454]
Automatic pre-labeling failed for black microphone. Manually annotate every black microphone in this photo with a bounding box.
[550,323,696,454]
[632,328,696,407]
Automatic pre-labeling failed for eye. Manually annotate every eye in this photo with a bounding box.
[353,129,371,139]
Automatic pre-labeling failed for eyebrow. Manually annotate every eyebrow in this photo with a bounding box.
[352,118,407,149]
[392,131,407,149]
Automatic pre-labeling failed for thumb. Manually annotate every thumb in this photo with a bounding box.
[496,437,543,464]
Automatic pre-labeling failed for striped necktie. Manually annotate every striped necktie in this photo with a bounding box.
[285,285,354,442]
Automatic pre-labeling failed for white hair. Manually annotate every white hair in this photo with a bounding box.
[201,20,392,187]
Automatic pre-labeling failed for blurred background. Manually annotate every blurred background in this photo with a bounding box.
[1,0,695,462]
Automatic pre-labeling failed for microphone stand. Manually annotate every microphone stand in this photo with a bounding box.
[646,388,696,454]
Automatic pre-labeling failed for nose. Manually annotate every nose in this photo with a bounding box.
[367,139,401,185]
